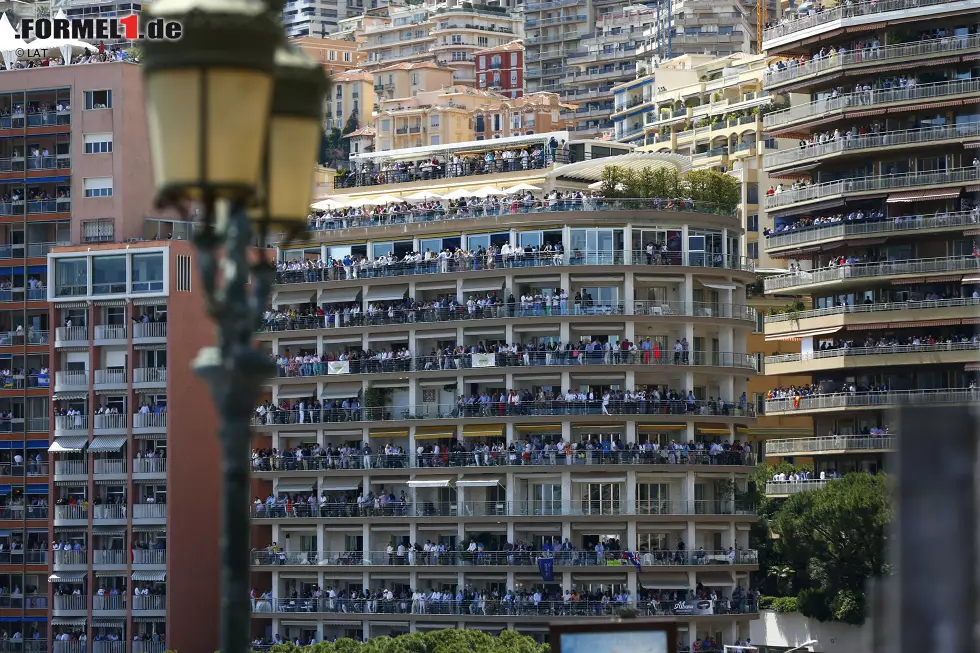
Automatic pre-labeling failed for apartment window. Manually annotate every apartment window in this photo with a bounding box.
[430,114,440,127]
[335,86,343,99]
[411,73,419,85]
[335,102,342,118]
[175,255,192,292]
[510,52,518,66]
[755,311,764,334]
[510,71,518,85]
[478,36,488,47]
[478,73,486,86]
[451,34,462,44]
[328,50,337,61]
[83,177,113,198]
[478,56,485,68]
[132,252,164,293]
[343,51,352,62]
[745,182,758,204]
[491,55,502,68]
[83,133,113,154]
[430,135,440,145]
[381,119,391,132]
[748,241,759,259]
[747,214,758,232]
[82,218,114,243]
[718,26,734,35]
[84,90,112,110]
[55,258,87,297]
[92,255,126,294]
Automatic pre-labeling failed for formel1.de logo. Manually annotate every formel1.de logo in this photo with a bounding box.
[21,13,182,42]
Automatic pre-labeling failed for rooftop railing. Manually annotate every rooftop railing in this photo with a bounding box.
[765,479,830,494]
[764,78,980,130]
[253,399,757,427]
[764,210,978,250]
[765,341,979,365]
[764,255,979,291]
[250,548,758,567]
[765,435,896,455]
[764,122,980,171]
[764,33,980,87]
[764,296,980,324]
[765,388,977,413]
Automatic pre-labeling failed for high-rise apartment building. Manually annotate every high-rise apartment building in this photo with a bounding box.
[759,0,980,487]
[250,136,762,647]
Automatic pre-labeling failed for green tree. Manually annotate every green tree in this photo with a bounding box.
[685,169,739,213]
[240,629,550,653]
[770,473,891,624]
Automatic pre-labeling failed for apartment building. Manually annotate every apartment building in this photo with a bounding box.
[292,37,365,76]
[48,240,222,653]
[281,0,352,38]
[327,69,376,133]
[474,41,524,99]
[472,92,570,140]
[610,54,779,270]
[253,144,762,646]
[759,0,980,492]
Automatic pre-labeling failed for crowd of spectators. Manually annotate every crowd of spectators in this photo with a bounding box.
[815,332,979,352]
[3,44,135,72]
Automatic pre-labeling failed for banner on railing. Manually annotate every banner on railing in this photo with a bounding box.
[471,353,496,368]
[327,361,350,375]
[672,599,714,616]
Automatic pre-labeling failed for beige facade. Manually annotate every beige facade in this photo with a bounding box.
[293,36,366,76]
[327,69,376,133]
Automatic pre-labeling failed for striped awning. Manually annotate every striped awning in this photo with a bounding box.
[49,437,88,452]
[888,189,962,203]
[49,572,87,582]
[462,425,503,439]
[132,571,166,581]
[845,109,886,118]
[515,424,562,432]
[369,429,409,439]
[51,617,87,626]
[54,392,88,400]
[637,424,686,431]
[925,100,968,110]
[891,275,964,285]
[696,427,731,435]
[766,326,841,342]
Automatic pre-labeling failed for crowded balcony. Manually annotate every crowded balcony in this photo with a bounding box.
[53,548,86,568]
[54,504,88,524]
[132,592,166,612]
[765,435,895,456]
[764,334,979,374]
[763,255,978,292]
[0,134,70,172]
[765,479,831,496]
[0,495,47,520]
[133,549,166,565]
[764,387,977,415]
[761,0,975,48]
[764,209,977,252]
[52,593,87,613]
[764,296,980,333]
[134,456,167,476]
[92,594,127,612]
[0,183,71,216]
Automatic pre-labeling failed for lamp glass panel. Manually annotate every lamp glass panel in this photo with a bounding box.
[205,69,273,191]
[145,69,201,192]
[267,116,320,225]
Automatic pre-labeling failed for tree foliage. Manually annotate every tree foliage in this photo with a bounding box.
[320,127,347,168]
[243,629,550,653]
[599,165,740,213]
[766,473,891,625]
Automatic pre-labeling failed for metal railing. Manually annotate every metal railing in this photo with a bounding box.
[766,341,980,364]
[54,460,86,476]
[134,549,166,565]
[53,642,86,653]
[54,415,88,432]
[54,549,87,566]
[762,0,974,43]
[254,398,756,426]
[94,413,128,430]
[251,548,759,567]
[94,458,127,475]
[252,499,755,519]
[94,504,126,520]
[54,370,88,388]
[94,368,127,386]
[766,435,896,455]
[134,367,167,384]
[92,642,127,653]
[275,350,758,379]
[764,32,980,86]
[132,595,167,611]
[93,324,127,340]
[54,326,88,343]
[0,641,46,653]
[133,644,166,653]
[765,296,980,324]
[134,322,167,339]
[133,412,167,429]
[94,549,126,565]
[764,255,980,291]
[764,210,978,250]
[53,595,87,611]
[0,329,50,345]
[134,503,166,519]
[263,301,757,334]
[765,479,830,494]
[135,457,167,474]
[765,123,980,171]
[765,388,977,413]
[27,417,48,432]
[92,595,126,611]
[764,78,980,130]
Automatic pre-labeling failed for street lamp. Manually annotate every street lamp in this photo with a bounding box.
[140,1,326,651]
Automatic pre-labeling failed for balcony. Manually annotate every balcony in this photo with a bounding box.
[93,413,127,433]
[93,504,126,522]
[134,457,167,476]
[133,503,166,521]
[53,642,88,653]
[93,324,127,343]
[94,368,127,390]
[54,415,88,436]
[764,123,980,173]
[764,297,980,336]
[93,549,126,565]
[764,210,978,252]
[54,459,87,478]
[92,642,127,653]
[766,435,896,457]
[53,370,88,392]
[133,644,167,653]
[27,417,48,432]
[92,595,127,612]
[52,594,87,613]
[764,387,977,415]
[94,458,127,475]
[134,549,166,565]
[764,255,979,292]
[764,78,980,132]
[53,549,87,567]
[133,412,167,433]
[55,326,88,347]
[134,322,167,342]
[765,341,980,374]
[132,594,167,612]
[765,479,831,497]
[134,367,167,388]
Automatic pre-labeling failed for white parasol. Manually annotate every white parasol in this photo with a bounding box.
[472,186,507,198]
[28,10,98,65]
[404,190,444,201]
[442,188,475,200]
[311,199,346,210]
[503,183,542,194]
[0,13,26,70]
[367,193,402,205]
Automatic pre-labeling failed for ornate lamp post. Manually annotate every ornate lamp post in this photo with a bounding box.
[140,1,326,650]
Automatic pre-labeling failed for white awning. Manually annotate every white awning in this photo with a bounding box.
[407,478,454,488]
[49,437,88,453]
[277,386,317,400]
[352,130,569,163]
[49,572,87,582]
[54,391,88,400]
[365,285,408,302]
[131,571,166,582]
[321,483,361,492]
[697,572,736,586]
[52,617,87,626]
[88,435,128,453]
[272,290,315,308]
[320,383,361,399]
[455,478,502,487]
[319,288,362,304]
[571,476,626,483]
[276,481,317,494]
[962,275,980,284]
[700,282,737,291]
[461,278,505,293]
[765,326,841,342]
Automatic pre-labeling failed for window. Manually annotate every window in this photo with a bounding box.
[55,258,87,297]
[83,177,113,198]
[343,51,352,62]
[430,114,440,127]
[83,133,113,154]
[510,52,518,66]
[411,73,419,85]
[718,26,734,35]
[82,219,114,243]
[84,90,112,110]
[132,252,164,293]
[747,214,758,232]
[478,36,488,47]
[478,56,485,68]
[451,34,462,44]
[175,255,192,292]
[92,255,126,294]
[328,49,337,61]
[510,71,518,85]
[430,135,440,145]
[748,241,759,259]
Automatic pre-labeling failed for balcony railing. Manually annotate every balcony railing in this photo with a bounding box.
[94,504,126,520]
[93,324,127,341]
[766,435,896,455]
[53,642,86,653]
[54,460,86,476]
[262,301,757,334]
[94,368,127,386]
[765,122,980,171]
[135,457,167,474]
[134,412,167,429]
[53,549,87,566]
[54,370,88,388]
[764,33,980,87]
[764,210,978,250]
[92,641,127,653]
[133,644,166,653]
[134,322,167,339]
[251,548,759,567]
[765,296,980,324]
[94,458,127,475]
[134,367,167,384]
[55,325,88,344]
[133,594,167,611]
[254,398,757,427]
[764,255,979,291]
[134,503,166,519]
[92,595,127,611]
[764,78,980,131]
[27,417,48,432]
[255,449,757,472]
[765,479,830,495]
[765,388,977,413]
[94,549,126,565]
[1,640,46,653]
[94,413,128,430]
[763,0,971,44]
[53,595,87,611]
[253,596,758,616]
[253,499,755,519]
[55,415,88,434]
[54,505,88,521]
[133,549,167,565]
[766,341,980,365]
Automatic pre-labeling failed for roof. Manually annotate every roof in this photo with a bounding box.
[547,152,690,183]
[344,126,375,138]
[376,61,444,72]
[474,40,524,55]
[333,69,374,83]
